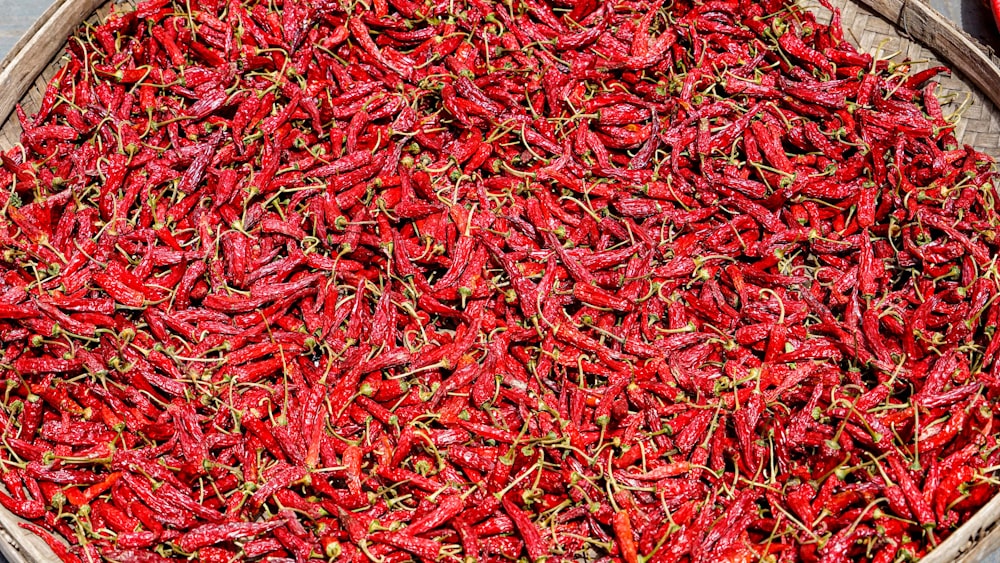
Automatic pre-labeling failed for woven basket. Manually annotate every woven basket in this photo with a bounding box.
[804,0,1000,158]
[0,0,998,562]
[12,0,999,157]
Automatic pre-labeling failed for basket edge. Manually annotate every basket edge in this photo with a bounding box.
[0,516,50,563]
[849,2,1000,562]
[0,0,106,129]
[918,490,1000,562]
[857,0,1000,115]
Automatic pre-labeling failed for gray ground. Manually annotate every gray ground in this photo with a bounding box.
[930,0,1000,52]
[0,0,50,63]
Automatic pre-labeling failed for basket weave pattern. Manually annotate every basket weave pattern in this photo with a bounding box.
[2,2,999,155]
[804,0,1000,156]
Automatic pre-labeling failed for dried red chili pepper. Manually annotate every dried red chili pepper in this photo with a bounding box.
[0,0,995,561]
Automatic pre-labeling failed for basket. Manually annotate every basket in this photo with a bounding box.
[0,0,998,561]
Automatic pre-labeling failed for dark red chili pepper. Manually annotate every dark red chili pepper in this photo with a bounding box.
[176,521,284,552]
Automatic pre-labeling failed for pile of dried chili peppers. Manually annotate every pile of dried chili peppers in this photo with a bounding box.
[0,0,997,560]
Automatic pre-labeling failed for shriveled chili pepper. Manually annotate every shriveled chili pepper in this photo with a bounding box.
[0,0,994,561]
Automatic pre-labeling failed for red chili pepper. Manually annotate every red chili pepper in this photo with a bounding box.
[176,521,284,552]
[612,510,640,563]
